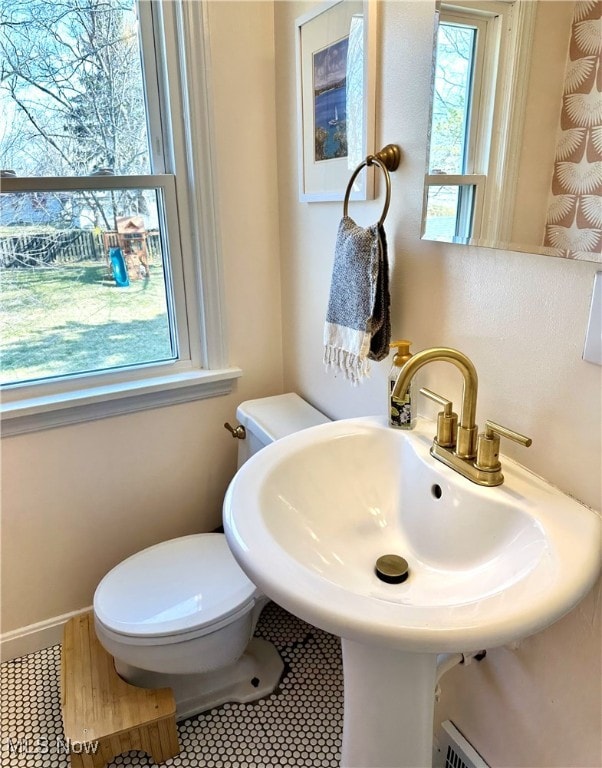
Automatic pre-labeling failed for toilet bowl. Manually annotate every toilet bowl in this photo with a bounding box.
[93,394,329,720]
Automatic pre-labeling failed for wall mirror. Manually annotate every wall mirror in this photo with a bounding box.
[421,0,601,263]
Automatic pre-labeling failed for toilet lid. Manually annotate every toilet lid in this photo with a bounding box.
[93,534,258,639]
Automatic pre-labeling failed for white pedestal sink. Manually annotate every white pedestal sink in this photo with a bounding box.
[223,417,601,768]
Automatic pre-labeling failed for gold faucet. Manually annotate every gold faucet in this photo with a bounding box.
[391,347,531,486]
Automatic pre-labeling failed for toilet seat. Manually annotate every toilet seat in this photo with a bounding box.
[94,534,258,645]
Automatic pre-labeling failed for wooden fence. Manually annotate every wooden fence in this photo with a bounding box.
[0,230,162,268]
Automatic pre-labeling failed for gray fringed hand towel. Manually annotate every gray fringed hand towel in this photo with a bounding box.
[323,216,391,383]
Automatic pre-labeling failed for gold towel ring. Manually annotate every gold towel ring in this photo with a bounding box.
[343,144,401,227]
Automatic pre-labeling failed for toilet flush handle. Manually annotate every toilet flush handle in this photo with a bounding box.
[224,422,246,439]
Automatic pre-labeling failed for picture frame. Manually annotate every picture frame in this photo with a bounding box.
[295,0,376,202]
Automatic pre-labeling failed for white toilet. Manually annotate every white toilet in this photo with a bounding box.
[93,394,329,720]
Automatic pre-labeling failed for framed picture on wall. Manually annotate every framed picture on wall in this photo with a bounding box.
[295,0,376,202]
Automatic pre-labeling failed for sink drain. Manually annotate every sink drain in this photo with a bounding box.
[375,554,409,584]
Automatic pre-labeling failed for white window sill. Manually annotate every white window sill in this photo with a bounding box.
[0,367,243,437]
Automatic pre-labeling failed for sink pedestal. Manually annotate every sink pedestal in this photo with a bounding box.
[341,639,437,768]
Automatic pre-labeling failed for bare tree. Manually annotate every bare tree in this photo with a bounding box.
[430,23,474,175]
[0,0,148,177]
[0,0,151,264]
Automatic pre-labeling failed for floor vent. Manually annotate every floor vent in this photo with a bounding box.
[434,720,489,768]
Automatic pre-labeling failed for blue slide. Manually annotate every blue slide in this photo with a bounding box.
[109,247,130,287]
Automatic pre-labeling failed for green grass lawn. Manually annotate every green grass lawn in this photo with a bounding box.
[0,261,174,385]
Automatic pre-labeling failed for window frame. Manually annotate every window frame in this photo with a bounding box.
[0,0,240,436]
[424,174,486,240]
[425,3,502,241]
[424,0,535,245]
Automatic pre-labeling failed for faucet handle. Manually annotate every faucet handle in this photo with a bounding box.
[419,388,458,448]
[484,421,532,447]
[475,420,532,471]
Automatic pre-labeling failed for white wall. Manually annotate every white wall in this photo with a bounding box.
[0,1,283,637]
[275,1,601,766]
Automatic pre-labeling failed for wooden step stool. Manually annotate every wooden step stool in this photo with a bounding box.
[61,612,180,768]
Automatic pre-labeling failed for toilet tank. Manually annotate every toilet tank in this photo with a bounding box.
[235,393,330,468]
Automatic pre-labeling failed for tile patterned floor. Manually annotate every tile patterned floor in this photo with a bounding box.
[0,603,343,767]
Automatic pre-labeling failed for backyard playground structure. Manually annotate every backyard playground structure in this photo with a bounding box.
[0,215,158,283]
[102,215,151,286]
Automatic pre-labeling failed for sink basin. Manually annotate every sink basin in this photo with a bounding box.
[223,416,600,767]
[224,416,600,653]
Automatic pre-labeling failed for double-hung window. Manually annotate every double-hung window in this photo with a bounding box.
[423,0,533,245]
[424,3,500,243]
[0,0,239,435]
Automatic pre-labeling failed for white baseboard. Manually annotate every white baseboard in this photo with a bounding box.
[1,606,93,662]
